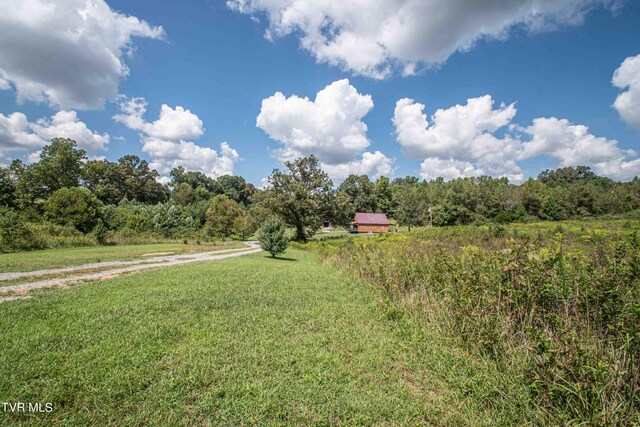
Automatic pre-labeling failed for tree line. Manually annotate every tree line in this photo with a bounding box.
[1,138,639,250]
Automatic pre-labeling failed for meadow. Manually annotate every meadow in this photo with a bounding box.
[1,218,638,425]
[0,248,512,426]
[305,219,640,425]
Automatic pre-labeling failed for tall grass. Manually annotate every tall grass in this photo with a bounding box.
[307,222,640,425]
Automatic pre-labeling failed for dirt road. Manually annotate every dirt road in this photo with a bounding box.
[0,242,262,298]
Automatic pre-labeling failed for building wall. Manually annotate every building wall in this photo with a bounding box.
[356,224,388,233]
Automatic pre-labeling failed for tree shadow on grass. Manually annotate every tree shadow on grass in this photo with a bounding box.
[262,255,297,261]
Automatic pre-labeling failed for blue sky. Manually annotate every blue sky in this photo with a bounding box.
[1,0,639,185]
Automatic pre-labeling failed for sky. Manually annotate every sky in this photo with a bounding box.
[0,0,639,186]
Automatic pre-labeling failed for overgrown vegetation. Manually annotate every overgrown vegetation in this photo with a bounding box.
[305,221,640,424]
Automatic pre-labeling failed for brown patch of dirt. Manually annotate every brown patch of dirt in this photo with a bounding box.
[0,295,32,303]
[142,252,175,257]
[99,274,124,281]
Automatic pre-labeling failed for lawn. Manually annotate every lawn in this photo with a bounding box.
[0,248,507,425]
[0,241,246,273]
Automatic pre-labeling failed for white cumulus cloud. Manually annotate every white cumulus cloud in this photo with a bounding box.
[0,110,109,164]
[521,117,640,181]
[393,95,640,182]
[321,151,394,182]
[613,53,640,131]
[114,98,240,178]
[0,0,164,109]
[229,0,616,79]
[257,79,393,181]
[394,95,524,182]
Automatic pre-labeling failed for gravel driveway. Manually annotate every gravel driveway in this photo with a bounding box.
[0,241,262,297]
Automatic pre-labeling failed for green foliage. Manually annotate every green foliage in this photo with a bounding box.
[31,138,87,199]
[337,174,377,216]
[0,207,33,252]
[257,216,289,257]
[216,174,251,205]
[150,203,195,237]
[260,155,334,242]
[393,185,423,230]
[83,156,168,205]
[374,176,395,215]
[93,219,107,245]
[44,187,103,233]
[171,182,197,205]
[205,194,243,239]
[0,167,16,207]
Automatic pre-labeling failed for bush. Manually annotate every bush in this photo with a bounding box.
[0,207,34,251]
[94,219,107,245]
[257,217,288,258]
[44,187,103,233]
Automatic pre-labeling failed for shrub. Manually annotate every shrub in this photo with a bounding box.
[44,187,103,233]
[93,219,108,245]
[0,207,34,251]
[257,217,288,258]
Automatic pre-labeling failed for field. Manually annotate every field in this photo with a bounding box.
[0,247,512,426]
[1,219,638,425]
[306,219,640,425]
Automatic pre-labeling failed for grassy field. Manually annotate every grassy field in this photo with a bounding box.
[0,247,519,425]
[307,219,640,424]
[0,241,246,273]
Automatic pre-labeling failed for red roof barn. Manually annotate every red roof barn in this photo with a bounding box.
[352,212,389,233]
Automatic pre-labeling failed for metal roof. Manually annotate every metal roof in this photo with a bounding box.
[354,212,389,225]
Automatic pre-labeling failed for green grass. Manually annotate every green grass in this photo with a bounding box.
[0,248,510,425]
[0,241,246,273]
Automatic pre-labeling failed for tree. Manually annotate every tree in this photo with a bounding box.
[82,155,168,205]
[338,174,377,215]
[117,155,168,204]
[44,187,103,233]
[216,175,251,205]
[0,167,16,207]
[170,166,222,194]
[172,183,196,205]
[394,185,422,231]
[30,138,87,199]
[82,159,124,205]
[374,176,394,215]
[205,194,243,238]
[262,156,334,242]
[257,217,288,257]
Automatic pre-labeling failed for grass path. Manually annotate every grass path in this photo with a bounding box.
[0,249,504,425]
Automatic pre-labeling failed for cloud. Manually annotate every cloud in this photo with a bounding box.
[394,95,524,182]
[613,53,640,131]
[419,158,484,182]
[30,111,109,151]
[256,79,393,180]
[393,95,640,182]
[321,151,394,182]
[114,98,240,178]
[521,117,640,181]
[0,110,109,163]
[0,0,164,110]
[229,0,615,79]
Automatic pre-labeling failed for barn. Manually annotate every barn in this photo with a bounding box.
[351,212,389,233]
